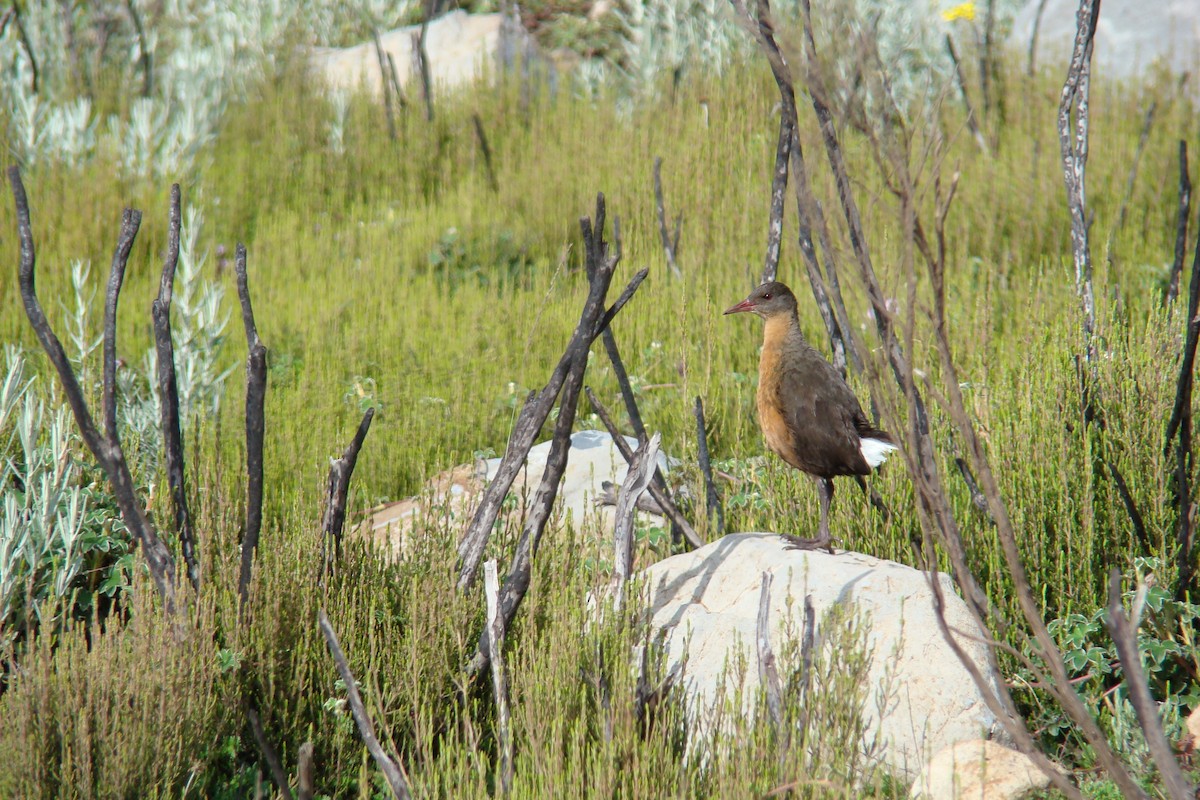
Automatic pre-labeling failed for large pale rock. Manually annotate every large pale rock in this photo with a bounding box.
[911,739,1056,800]
[640,534,1003,781]
[361,430,669,556]
[310,11,536,99]
[1012,0,1200,99]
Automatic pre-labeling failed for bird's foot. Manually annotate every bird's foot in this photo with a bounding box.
[779,533,835,554]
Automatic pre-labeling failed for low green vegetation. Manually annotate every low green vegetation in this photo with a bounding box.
[0,10,1198,797]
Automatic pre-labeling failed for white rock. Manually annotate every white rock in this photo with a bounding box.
[361,430,669,556]
[639,533,1003,782]
[911,739,1056,800]
[310,11,536,99]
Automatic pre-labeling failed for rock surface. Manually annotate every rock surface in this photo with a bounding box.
[639,534,1003,781]
[1012,0,1200,99]
[911,739,1056,800]
[361,430,670,556]
[310,11,536,99]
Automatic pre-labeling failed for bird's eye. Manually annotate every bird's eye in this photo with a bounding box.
[763,293,772,300]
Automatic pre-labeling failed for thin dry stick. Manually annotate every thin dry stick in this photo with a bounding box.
[125,0,153,97]
[473,114,500,193]
[1165,141,1191,305]
[612,432,661,602]
[372,29,398,141]
[1105,99,1159,265]
[297,741,315,800]
[756,572,786,737]
[1166,220,1200,596]
[945,35,989,155]
[954,456,992,519]
[236,244,267,602]
[414,0,434,122]
[599,328,686,545]
[9,167,179,612]
[483,560,514,796]
[980,0,997,122]
[762,112,791,283]
[322,408,376,575]
[1027,0,1050,76]
[585,388,704,549]
[319,609,412,799]
[1104,570,1197,799]
[246,702,291,799]
[385,51,408,110]
[153,183,199,592]
[652,157,682,278]
[693,397,724,534]
[10,5,38,94]
[1057,0,1100,357]
[457,197,645,590]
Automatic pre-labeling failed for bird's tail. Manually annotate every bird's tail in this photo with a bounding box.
[860,436,898,468]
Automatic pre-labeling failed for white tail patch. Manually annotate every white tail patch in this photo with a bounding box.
[860,437,898,468]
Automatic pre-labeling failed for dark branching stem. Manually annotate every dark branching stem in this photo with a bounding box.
[762,111,790,283]
[102,211,139,444]
[153,184,199,592]
[756,572,786,741]
[483,561,514,796]
[236,244,267,602]
[693,396,724,534]
[612,432,661,598]
[473,114,500,194]
[1104,570,1197,799]
[9,166,179,612]
[652,157,682,278]
[1056,0,1099,356]
[372,29,398,141]
[954,456,992,520]
[1165,141,1191,305]
[246,702,291,799]
[1166,219,1200,596]
[457,196,645,591]
[319,609,413,800]
[416,0,434,123]
[323,408,376,576]
[585,388,704,549]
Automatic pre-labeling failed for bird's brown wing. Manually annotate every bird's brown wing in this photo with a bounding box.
[773,350,873,477]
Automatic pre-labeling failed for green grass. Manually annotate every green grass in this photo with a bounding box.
[0,35,1198,798]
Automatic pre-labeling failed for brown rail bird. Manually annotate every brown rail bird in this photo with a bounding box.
[724,280,895,551]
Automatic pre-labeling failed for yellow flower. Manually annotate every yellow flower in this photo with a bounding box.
[942,1,976,22]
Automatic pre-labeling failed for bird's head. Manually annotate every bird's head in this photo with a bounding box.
[723,281,798,320]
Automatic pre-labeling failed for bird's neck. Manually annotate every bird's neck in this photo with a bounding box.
[762,312,804,353]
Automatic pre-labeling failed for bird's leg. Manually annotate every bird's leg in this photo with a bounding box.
[780,477,836,553]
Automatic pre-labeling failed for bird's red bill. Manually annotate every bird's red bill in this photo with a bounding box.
[724,298,755,315]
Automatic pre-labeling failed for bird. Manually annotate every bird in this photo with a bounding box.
[724,280,895,551]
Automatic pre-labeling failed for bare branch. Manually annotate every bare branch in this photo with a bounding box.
[323,407,376,577]
[319,609,412,799]
[612,432,661,599]
[693,396,724,535]
[585,387,704,549]
[236,244,267,602]
[9,166,178,612]
[652,157,682,278]
[372,28,398,141]
[1027,0,1050,76]
[246,701,292,799]
[414,0,434,122]
[1166,212,1200,596]
[483,560,514,796]
[945,35,989,155]
[153,184,199,592]
[102,210,140,444]
[1105,570,1197,799]
[757,571,786,738]
[1165,141,1191,305]
[473,114,500,194]
[125,0,153,97]
[297,741,315,800]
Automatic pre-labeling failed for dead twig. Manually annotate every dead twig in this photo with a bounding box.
[9,166,179,612]
[322,408,376,577]
[473,114,500,194]
[246,701,291,799]
[1104,569,1197,799]
[585,387,704,549]
[483,560,514,796]
[693,396,724,535]
[611,432,661,603]
[1166,213,1200,597]
[236,244,267,603]
[372,29,398,140]
[153,184,199,592]
[125,0,153,97]
[756,572,786,741]
[945,35,989,155]
[652,157,682,278]
[414,0,434,122]
[1165,141,1191,305]
[297,741,315,800]
[319,609,412,799]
